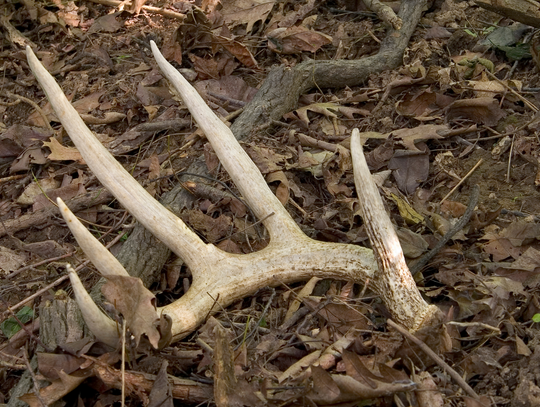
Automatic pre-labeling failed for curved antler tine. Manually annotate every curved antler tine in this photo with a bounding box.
[350,129,440,330]
[150,41,302,241]
[58,198,129,277]
[26,46,208,271]
[67,264,119,347]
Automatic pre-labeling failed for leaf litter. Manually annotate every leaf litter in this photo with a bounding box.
[2,0,540,406]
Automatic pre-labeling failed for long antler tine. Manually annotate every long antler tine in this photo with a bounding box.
[350,129,438,330]
[58,198,129,277]
[149,41,303,241]
[26,46,209,270]
[67,264,119,347]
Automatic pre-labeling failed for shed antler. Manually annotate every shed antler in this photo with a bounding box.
[26,43,441,347]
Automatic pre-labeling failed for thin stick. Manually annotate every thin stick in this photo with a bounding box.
[3,274,69,319]
[387,319,480,400]
[446,321,501,334]
[234,288,275,350]
[485,70,538,112]
[6,252,75,279]
[121,320,126,407]
[0,174,26,185]
[411,185,479,275]
[22,347,47,407]
[506,136,515,183]
[440,158,483,204]
[0,298,52,352]
[2,91,54,132]
[3,230,127,316]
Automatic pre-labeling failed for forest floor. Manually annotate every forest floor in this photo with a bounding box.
[1,0,540,406]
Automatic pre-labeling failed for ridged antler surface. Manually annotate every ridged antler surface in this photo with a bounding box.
[26,43,441,348]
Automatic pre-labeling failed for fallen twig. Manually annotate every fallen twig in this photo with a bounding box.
[411,185,480,275]
[0,189,113,238]
[387,319,480,400]
[440,159,483,204]
[0,91,53,132]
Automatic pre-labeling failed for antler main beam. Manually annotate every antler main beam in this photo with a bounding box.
[26,43,440,347]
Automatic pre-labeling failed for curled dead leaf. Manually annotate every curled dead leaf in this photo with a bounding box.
[445,97,506,126]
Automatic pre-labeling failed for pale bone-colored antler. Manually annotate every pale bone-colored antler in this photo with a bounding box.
[26,43,441,346]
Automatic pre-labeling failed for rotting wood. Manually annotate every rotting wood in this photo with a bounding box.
[90,360,213,404]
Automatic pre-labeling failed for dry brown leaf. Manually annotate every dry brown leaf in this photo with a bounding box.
[441,200,467,217]
[0,246,27,273]
[247,145,290,174]
[304,297,371,334]
[515,334,532,356]
[322,145,352,197]
[214,35,258,68]
[148,361,173,407]
[186,210,233,243]
[266,170,290,205]
[388,150,429,194]
[19,369,90,407]
[308,369,416,403]
[148,154,160,180]
[396,227,428,258]
[37,353,86,380]
[221,0,275,33]
[463,395,492,407]
[445,97,506,126]
[391,124,449,151]
[277,349,322,383]
[10,146,48,172]
[415,371,444,407]
[102,275,161,348]
[2,124,52,148]
[189,53,220,80]
[365,137,394,170]
[216,239,242,254]
[342,350,380,389]
[71,91,105,113]
[283,277,320,322]
[87,12,123,34]
[267,25,332,54]
[17,177,60,205]
[196,76,257,104]
[482,237,523,262]
[309,365,341,403]
[396,89,454,118]
[33,182,83,211]
[501,221,540,246]
[43,137,84,163]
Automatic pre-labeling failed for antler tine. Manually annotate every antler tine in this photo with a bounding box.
[66,264,119,347]
[25,46,211,272]
[57,197,130,277]
[150,41,303,241]
[350,130,440,328]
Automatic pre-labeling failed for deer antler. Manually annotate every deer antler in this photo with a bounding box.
[26,43,441,347]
